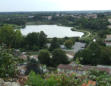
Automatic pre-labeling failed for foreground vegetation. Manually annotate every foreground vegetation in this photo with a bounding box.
[25,70,111,86]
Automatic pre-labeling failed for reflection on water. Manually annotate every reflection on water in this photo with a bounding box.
[21,25,84,38]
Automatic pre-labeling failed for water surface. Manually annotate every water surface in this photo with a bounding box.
[21,25,84,38]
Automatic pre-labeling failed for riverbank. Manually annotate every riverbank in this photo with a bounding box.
[71,27,91,38]
[71,27,97,42]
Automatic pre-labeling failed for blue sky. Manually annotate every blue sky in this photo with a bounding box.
[0,0,111,12]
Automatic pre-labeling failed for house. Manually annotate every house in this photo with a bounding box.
[105,35,111,46]
[47,16,52,20]
[57,64,87,75]
[97,65,111,74]
[108,19,111,23]
[56,14,60,17]
[46,43,66,49]
[57,64,74,73]
[28,16,34,18]
[84,14,97,19]
[57,63,111,75]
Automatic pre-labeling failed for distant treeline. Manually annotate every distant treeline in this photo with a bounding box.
[0,12,109,30]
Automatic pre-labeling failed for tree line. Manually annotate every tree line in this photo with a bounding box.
[0,25,47,50]
[0,25,76,51]
[75,42,111,65]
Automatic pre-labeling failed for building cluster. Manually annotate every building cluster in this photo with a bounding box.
[27,13,98,21]
[105,35,111,46]
[57,62,111,75]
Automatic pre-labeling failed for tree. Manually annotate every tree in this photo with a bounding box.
[75,42,111,65]
[39,31,47,48]
[52,49,69,67]
[14,29,24,48]
[25,32,39,50]
[100,47,111,65]
[49,37,60,51]
[75,17,109,30]
[26,71,45,86]
[0,25,23,48]
[38,49,51,66]
[24,31,47,50]
[0,46,18,78]
[0,25,16,47]
[64,39,73,49]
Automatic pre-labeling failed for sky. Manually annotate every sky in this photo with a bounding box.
[0,0,111,12]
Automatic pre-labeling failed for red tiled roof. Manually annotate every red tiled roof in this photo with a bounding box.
[58,64,111,74]
[57,64,73,70]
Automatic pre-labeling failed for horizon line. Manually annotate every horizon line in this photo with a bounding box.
[0,9,111,13]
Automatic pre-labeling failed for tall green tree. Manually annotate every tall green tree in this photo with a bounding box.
[26,71,45,86]
[0,25,16,47]
[25,32,39,50]
[0,46,18,78]
[75,42,111,65]
[38,49,51,66]
[64,39,73,49]
[38,31,47,48]
[24,31,47,50]
[52,49,69,67]
[0,25,23,48]
[49,37,60,51]
[14,29,24,48]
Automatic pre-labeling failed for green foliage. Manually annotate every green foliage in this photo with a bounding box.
[0,25,15,47]
[26,71,45,86]
[0,25,23,48]
[45,75,58,86]
[39,31,47,49]
[64,39,74,49]
[24,31,47,50]
[52,49,69,67]
[75,42,111,65]
[49,37,60,51]
[74,18,109,30]
[0,46,18,78]
[14,29,24,48]
[38,48,70,67]
[24,32,39,50]
[88,70,111,86]
[26,70,111,86]
[38,49,51,66]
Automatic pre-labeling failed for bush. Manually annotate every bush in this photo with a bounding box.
[0,46,18,78]
[64,39,73,49]
[38,49,51,66]
[26,71,45,86]
[52,49,69,67]
[26,70,111,86]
